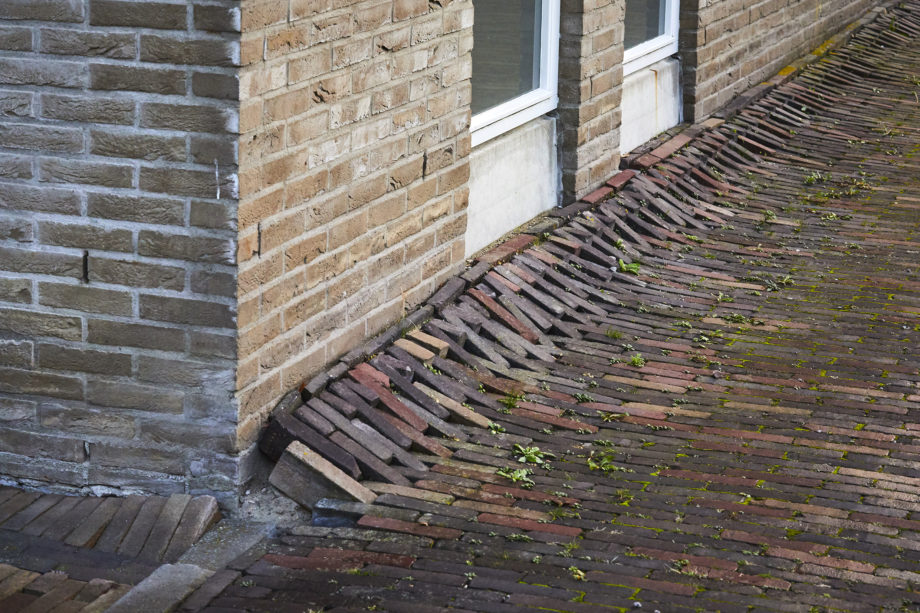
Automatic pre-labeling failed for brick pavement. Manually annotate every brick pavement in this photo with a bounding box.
[0,488,219,611]
[5,1,920,611]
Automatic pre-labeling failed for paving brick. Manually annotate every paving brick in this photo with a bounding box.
[269,441,377,509]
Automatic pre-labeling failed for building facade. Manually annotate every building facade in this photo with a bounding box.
[0,0,873,502]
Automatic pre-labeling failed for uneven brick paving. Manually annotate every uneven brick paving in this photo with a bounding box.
[0,488,219,610]
[170,4,920,612]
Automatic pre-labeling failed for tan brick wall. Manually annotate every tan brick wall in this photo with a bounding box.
[558,0,625,201]
[0,0,242,499]
[235,0,472,447]
[680,0,874,121]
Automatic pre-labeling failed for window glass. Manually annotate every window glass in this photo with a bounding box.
[625,0,666,49]
[471,0,541,115]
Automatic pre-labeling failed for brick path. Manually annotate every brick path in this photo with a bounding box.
[172,4,920,612]
[0,488,218,611]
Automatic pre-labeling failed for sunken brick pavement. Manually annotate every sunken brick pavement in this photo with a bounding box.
[7,2,920,612]
[177,4,920,612]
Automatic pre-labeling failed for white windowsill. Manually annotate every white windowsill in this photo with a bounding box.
[471,90,558,147]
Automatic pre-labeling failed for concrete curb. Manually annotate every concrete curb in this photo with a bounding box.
[106,564,213,613]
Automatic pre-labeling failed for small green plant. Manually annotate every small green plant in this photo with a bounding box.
[506,533,533,542]
[424,363,442,375]
[513,444,555,465]
[804,170,831,185]
[618,259,640,275]
[586,450,633,473]
[628,353,646,368]
[716,292,734,303]
[498,392,525,410]
[573,392,594,403]
[488,422,506,434]
[605,328,623,339]
[496,467,535,488]
[568,566,586,581]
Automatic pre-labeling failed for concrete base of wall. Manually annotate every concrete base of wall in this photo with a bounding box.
[466,117,560,257]
[620,58,682,154]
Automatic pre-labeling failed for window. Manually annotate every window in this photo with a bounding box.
[623,0,680,76]
[470,0,560,146]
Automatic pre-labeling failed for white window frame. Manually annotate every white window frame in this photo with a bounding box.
[623,0,680,77]
[470,0,561,147]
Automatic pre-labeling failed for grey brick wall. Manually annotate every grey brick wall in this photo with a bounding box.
[0,0,243,499]
[680,0,874,121]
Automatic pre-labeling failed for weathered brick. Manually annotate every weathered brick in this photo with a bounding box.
[91,442,186,474]
[189,331,236,360]
[0,153,33,180]
[0,278,32,304]
[0,366,81,402]
[87,319,185,352]
[140,294,235,328]
[194,4,242,33]
[140,102,238,133]
[40,158,134,188]
[90,63,186,95]
[90,130,186,162]
[89,256,185,290]
[89,0,186,29]
[0,245,82,278]
[138,230,235,265]
[0,90,33,118]
[0,122,82,153]
[0,339,33,369]
[139,167,232,199]
[0,183,79,214]
[0,308,83,341]
[0,427,85,462]
[0,57,87,88]
[40,28,136,58]
[39,283,133,316]
[1,0,83,22]
[0,26,32,51]
[41,93,135,124]
[40,405,136,439]
[190,200,236,230]
[137,355,234,388]
[192,72,240,100]
[191,270,237,297]
[39,221,133,252]
[241,0,287,29]
[140,35,239,67]
[141,419,237,453]
[38,344,132,376]
[0,217,31,242]
[87,378,184,413]
[394,0,429,21]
